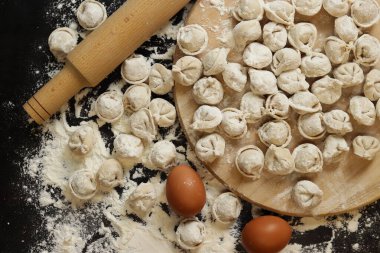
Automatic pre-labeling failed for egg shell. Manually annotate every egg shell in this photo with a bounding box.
[242,216,292,253]
[166,165,206,217]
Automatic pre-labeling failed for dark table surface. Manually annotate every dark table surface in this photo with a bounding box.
[1,0,380,252]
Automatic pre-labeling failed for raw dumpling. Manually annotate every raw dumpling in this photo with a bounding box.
[193,77,224,105]
[76,0,107,30]
[177,24,208,55]
[222,63,247,92]
[353,135,380,160]
[354,34,380,67]
[311,76,343,104]
[240,92,266,123]
[263,22,287,52]
[364,69,380,101]
[69,125,96,157]
[121,55,151,84]
[96,159,124,191]
[264,1,295,26]
[288,23,317,54]
[289,91,322,115]
[202,47,230,76]
[148,98,176,128]
[176,218,206,250]
[149,63,174,95]
[265,92,290,119]
[191,105,222,133]
[233,0,265,21]
[333,62,364,88]
[322,0,349,17]
[335,16,359,43]
[219,108,248,139]
[324,36,351,65]
[301,53,332,78]
[48,27,78,62]
[123,83,151,113]
[235,145,264,179]
[351,0,380,28]
[249,69,278,96]
[69,170,97,200]
[298,112,326,140]
[195,133,226,163]
[233,20,262,52]
[292,180,323,208]
[377,99,380,119]
[129,108,157,142]
[95,91,124,123]
[212,192,242,224]
[258,120,292,147]
[323,135,349,163]
[114,134,144,162]
[243,42,272,69]
[293,143,323,173]
[172,56,203,86]
[277,69,309,95]
[322,109,353,135]
[148,140,177,170]
[128,182,156,214]
[292,0,322,16]
[271,48,301,76]
[349,96,376,126]
[264,145,295,175]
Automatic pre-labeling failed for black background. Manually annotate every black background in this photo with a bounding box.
[1,0,380,252]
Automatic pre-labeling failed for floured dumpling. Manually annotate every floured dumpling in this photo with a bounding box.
[265,92,290,119]
[264,145,295,175]
[364,69,380,101]
[377,99,380,119]
[121,55,151,84]
[172,56,203,86]
[176,218,206,250]
[219,108,248,139]
[292,0,322,16]
[263,22,287,52]
[292,180,323,208]
[322,109,353,135]
[323,135,349,163]
[148,98,176,128]
[222,63,247,92]
[148,140,177,170]
[349,96,376,126]
[235,145,264,179]
[243,42,272,69]
[354,34,380,67]
[233,20,262,52]
[277,69,309,95]
[69,170,97,200]
[212,192,242,224]
[301,53,332,78]
[324,36,351,65]
[298,112,326,140]
[149,63,174,95]
[264,1,295,26]
[195,133,226,163]
[114,134,144,161]
[68,124,96,156]
[76,0,107,30]
[190,105,223,133]
[95,91,124,123]
[288,22,317,54]
[129,182,156,214]
[202,48,230,76]
[258,120,292,147]
[333,62,364,88]
[96,159,124,191]
[249,69,278,96]
[289,91,322,115]
[335,16,359,43]
[48,27,78,62]
[240,92,266,123]
[271,48,301,76]
[293,143,323,173]
[193,77,224,105]
[129,108,157,142]
[351,0,380,28]
[353,135,380,160]
[123,83,151,113]
[233,0,265,21]
[311,76,343,105]
[322,0,349,17]
[177,24,208,55]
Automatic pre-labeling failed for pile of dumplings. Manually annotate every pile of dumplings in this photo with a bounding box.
[175,0,380,209]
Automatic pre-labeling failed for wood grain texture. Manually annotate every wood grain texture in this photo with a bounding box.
[174,0,380,217]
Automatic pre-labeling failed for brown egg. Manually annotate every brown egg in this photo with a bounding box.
[166,165,206,217]
[242,215,292,253]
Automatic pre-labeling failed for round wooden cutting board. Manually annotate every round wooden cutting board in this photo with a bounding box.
[174,0,380,216]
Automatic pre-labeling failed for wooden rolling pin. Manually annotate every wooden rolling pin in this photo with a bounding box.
[24,0,190,124]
